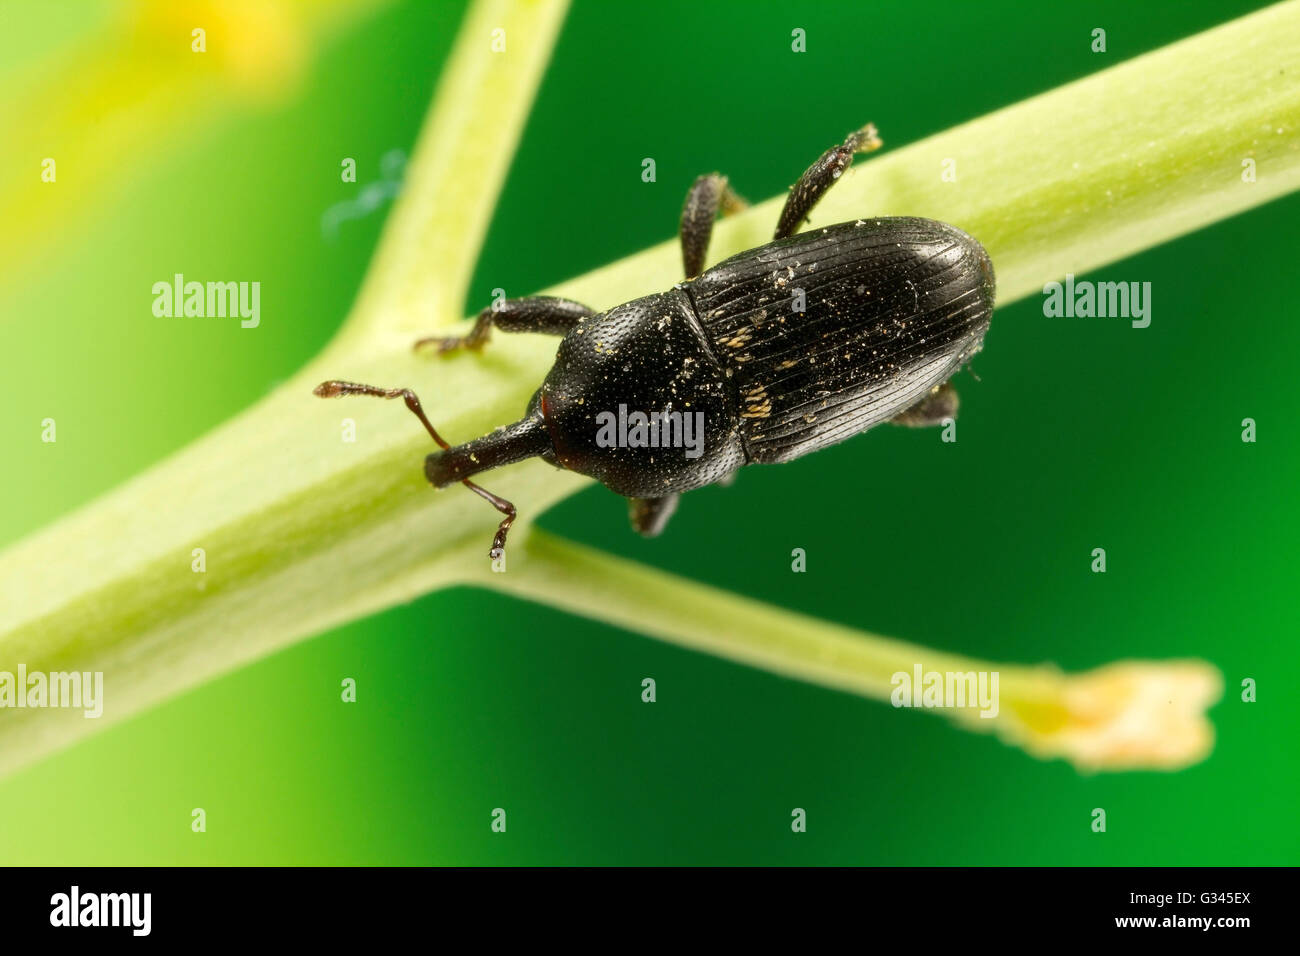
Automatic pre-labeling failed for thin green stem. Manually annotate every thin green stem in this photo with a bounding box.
[332,0,571,353]
[483,532,1222,772]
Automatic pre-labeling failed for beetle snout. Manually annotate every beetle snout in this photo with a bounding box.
[424,451,460,488]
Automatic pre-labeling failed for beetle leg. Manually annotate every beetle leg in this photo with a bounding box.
[680,173,750,279]
[313,379,522,561]
[414,295,596,354]
[889,381,959,427]
[774,123,882,240]
[628,494,680,537]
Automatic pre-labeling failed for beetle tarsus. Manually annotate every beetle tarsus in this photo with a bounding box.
[628,494,679,537]
[774,123,882,240]
[413,333,485,355]
[413,296,597,356]
[889,381,960,427]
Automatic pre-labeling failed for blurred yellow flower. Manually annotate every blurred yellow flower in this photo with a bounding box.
[0,0,390,295]
[980,661,1223,772]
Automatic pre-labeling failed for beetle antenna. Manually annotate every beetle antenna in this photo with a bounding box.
[313,379,517,560]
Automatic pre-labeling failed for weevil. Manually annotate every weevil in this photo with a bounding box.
[315,124,995,560]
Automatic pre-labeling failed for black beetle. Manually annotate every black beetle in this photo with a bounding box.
[316,124,995,559]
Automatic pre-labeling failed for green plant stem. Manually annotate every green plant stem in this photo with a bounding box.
[1,0,1297,778]
[485,532,1222,772]
[333,0,572,353]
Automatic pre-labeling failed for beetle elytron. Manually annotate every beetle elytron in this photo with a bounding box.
[316,124,995,559]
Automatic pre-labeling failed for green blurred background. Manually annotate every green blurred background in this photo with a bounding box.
[1,0,1296,864]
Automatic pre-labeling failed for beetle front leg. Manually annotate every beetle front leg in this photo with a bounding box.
[890,381,959,427]
[414,295,596,354]
[680,173,749,279]
[628,494,679,537]
[774,124,882,240]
